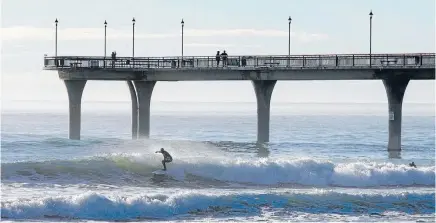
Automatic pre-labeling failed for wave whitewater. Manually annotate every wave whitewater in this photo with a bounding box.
[2,191,434,220]
[2,154,434,187]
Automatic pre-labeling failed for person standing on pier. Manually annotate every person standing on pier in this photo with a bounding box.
[215,51,221,67]
[221,50,228,67]
[111,51,117,68]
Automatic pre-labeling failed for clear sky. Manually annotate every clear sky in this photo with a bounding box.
[1,0,435,105]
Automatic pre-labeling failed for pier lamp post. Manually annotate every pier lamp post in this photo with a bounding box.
[288,16,292,67]
[369,10,373,67]
[132,17,136,59]
[288,16,291,56]
[104,20,107,67]
[181,19,184,67]
[55,18,58,66]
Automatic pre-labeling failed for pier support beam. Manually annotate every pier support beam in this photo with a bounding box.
[382,77,410,152]
[64,80,87,140]
[133,81,156,138]
[252,80,277,143]
[127,81,138,139]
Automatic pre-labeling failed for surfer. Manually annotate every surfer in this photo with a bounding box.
[409,161,417,168]
[155,148,172,171]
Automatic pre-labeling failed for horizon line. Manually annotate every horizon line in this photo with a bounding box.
[2,100,435,104]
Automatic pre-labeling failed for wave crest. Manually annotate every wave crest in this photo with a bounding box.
[2,191,434,220]
[2,154,434,187]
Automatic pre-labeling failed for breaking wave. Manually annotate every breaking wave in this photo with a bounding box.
[2,153,434,187]
[2,191,434,220]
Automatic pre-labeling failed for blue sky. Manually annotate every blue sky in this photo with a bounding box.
[1,0,435,105]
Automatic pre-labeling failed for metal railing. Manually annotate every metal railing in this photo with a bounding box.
[43,53,435,70]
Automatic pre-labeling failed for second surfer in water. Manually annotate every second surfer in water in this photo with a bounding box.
[155,148,172,171]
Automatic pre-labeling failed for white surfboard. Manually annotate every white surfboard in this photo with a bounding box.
[152,170,167,175]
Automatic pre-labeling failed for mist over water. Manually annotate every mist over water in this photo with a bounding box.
[1,101,435,222]
[2,100,435,116]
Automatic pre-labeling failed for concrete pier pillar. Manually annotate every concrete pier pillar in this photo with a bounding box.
[252,80,277,143]
[64,80,87,140]
[382,77,410,151]
[133,81,156,138]
[127,81,138,139]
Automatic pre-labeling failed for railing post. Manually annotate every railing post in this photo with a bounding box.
[403,54,406,66]
[352,55,355,66]
[303,56,305,67]
[319,55,321,67]
[420,54,423,66]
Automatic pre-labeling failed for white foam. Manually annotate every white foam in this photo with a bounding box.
[167,158,435,187]
[1,190,434,220]
[3,154,435,187]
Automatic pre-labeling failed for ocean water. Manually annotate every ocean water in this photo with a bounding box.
[1,102,435,222]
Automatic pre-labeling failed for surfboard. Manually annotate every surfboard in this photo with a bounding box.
[152,170,167,175]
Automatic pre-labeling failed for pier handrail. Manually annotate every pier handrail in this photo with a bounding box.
[43,53,435,70]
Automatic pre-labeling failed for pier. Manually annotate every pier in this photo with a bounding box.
[43,53,435,152]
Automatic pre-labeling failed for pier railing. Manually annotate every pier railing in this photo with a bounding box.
[43,53,435,70]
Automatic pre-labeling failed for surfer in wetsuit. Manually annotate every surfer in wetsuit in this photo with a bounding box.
[155,148,172,171]
[409,161,417,168]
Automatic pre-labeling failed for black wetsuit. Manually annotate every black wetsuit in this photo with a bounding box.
[158,150,172,170]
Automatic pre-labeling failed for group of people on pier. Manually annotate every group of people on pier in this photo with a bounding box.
[215,50,228,67]
[214,50,247,67]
